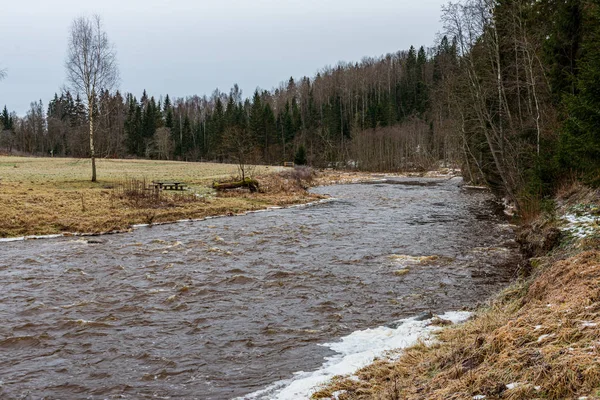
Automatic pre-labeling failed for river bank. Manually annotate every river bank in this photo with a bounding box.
[0,157,304,238]
[0,156,462,239]
[313,183,600,400]
[2,156,449,239]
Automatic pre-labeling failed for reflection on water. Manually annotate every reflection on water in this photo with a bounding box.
[0,177,519,399]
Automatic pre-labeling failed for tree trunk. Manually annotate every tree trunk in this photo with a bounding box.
[89,102,97,182]
[213,178,259,192]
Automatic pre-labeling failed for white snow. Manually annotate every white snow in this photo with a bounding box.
[562,213,599,238]
[330,391,347,400]
[237,311,471,400]
[537,334,554,343]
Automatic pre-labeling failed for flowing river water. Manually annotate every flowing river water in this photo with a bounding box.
[0,178,520,399]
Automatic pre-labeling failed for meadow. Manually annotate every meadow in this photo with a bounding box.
[0,156,318,238]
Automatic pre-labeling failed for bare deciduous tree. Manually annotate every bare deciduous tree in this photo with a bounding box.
[154,127,173,160]
[223,126,257,181]
[65,15,119,182]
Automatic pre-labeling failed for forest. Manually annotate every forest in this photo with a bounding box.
[1,0,599,211]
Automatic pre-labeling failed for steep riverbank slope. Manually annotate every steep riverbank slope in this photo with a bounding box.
[313,184,600,400]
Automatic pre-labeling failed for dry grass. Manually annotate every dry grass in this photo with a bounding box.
[313,190,600,400]
[0,156,279,185]
[0,156,320,238]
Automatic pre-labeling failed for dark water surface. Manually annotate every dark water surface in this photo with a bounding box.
[0,178,519,399]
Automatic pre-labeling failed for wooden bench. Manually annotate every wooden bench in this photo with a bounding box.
[283,162,295,168]
[151,181,187,191]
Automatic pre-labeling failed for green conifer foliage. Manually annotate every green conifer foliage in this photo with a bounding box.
[561,0,600,184]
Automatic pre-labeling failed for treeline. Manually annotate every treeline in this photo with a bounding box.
[439,0,600,207]
[2,0,599,210]
[0,43,459,172]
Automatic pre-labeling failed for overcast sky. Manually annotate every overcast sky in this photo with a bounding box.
[0,0,447,115]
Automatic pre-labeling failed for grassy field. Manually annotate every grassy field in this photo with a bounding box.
[0,156,319,238]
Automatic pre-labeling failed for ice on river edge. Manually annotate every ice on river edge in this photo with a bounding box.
[238,311,471,400]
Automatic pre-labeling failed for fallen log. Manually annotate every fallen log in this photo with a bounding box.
[213,178,259,193]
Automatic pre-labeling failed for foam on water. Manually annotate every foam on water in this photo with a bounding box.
[239,311,471,400]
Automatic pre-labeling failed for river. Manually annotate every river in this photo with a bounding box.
[0,177,519,399]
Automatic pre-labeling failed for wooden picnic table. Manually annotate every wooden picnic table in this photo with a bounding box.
[151,181,187,191]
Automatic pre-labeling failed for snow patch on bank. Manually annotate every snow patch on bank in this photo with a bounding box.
[562,213,599,238]
[238,311,471,400]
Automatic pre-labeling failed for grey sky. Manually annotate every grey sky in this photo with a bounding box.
[1,0,447,115]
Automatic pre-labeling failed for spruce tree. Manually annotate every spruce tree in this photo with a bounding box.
[181,115,193,160]
[294,144,307,165]
[164,96,174,129]
[416,46,429,114]
[1,106,13,130]
[249,90,266,160]
[561,0,600,184]
[543,0,584,102]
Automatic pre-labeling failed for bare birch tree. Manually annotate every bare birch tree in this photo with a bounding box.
[65,15,118,182]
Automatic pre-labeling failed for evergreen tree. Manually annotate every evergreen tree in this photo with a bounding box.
[164,95,174,129]
[291,98,302,133]
[281,102,296,152]
[1,106,13,130]
[263,103,276,162]
[181,115,193,159]
[211,98,225,159]
[249,90,267,160]
[561,0,600,184]
[73,94,87,127]
[294,144,307,165]
[415,46,429,114]
[125,97,143,156]
[543,0,584,102]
